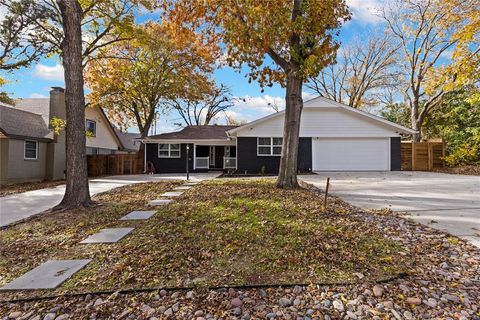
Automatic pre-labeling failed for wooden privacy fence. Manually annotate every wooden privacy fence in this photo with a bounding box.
[87,152,143,177]
[401,140,445,171]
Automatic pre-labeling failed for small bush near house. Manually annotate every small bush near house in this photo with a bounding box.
[444,143,479,167]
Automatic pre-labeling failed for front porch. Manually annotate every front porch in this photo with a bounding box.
[193,145,237,171]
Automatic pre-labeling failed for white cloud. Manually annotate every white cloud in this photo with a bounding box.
[218,110,252,124]
[346,0,384,24]
[303,91,317,102]
[233,95,285,115]
[29,93,48,98]
[231,92,318,117]
[33,64,64,82]
[440,48,454,61]
[0,6,7,22]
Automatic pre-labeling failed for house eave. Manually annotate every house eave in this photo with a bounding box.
[1,133,54,142]
[138,138,236,145]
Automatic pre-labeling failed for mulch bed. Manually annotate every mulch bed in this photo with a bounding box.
[0,180,65,197]
[433,165,480,176]
[1,179,479,319]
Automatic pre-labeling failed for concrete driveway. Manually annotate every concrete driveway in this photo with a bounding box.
[0,172,220,227]
[300,171,480,248]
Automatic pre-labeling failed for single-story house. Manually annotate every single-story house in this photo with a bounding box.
[0,87,139,185]
[140,97,416,173]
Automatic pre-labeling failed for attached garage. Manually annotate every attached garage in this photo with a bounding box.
[227,97,415,173]
[312,138,390,171]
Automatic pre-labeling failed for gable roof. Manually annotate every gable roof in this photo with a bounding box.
[14,98,50,121]
[114,128,141,152]
[227,96,416,136]
[95,107,125,150]
[0,104,52,141]
[12,96,127,150]
[144,125,238,141]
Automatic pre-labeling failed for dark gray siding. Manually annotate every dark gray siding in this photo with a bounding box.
[390,137,401,171]
[237,137,312,174]
[145,143,194,173]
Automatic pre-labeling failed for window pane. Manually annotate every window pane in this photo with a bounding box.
[258,146,271,155]
[273,146,282,155]
[170,144,180,150]
[25,141,36,150]
[25,141,37,159]
[272,138,283,146]
[258,137,271,146]
[85,120,96,135]
[159,144,169,150]
[25,149,37,158]
[159,150,169,157]
[170,150,180,157]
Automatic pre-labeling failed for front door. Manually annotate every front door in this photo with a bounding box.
[214,146,224,169]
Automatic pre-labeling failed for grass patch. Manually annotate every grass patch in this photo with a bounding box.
[0,179,407,300]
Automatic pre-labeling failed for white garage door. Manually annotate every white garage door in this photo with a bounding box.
[312,138,390,171]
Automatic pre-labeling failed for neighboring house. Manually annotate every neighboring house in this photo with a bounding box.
[0,87,137,185]
[113,128,141,153]
[140,97,415,173]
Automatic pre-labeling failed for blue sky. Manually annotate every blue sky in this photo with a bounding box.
[1,0,386,134]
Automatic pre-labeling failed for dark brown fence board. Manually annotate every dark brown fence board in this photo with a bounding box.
[401,142,413,171]
[401,140,444,171]
[87,152,143,177]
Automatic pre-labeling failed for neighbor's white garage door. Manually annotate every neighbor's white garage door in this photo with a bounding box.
[312,138,390,171]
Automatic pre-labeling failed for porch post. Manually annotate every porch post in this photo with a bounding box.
[193,144,196,170]
[186,144,190,180]
[143,143,147,173]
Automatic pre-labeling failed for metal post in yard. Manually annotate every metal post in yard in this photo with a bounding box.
[323,177,330,212]
[186,144,190,181]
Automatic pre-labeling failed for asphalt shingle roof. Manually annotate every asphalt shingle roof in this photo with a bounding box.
[14,98,50,120]
[0,105,52,140]
[114,128,141,152]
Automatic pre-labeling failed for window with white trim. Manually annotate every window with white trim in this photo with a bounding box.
[257,137,282,156]
[85,119,96,137]
[158,143,181,158]
[24,140,38,160]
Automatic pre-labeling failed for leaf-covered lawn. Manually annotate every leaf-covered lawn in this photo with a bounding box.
[0,179,408,301]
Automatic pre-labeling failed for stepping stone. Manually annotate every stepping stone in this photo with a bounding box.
[184,182,200,185]
[0,259,91,290]
[80,228,134,244]
[120,210,156,220]
[161,191,184,197]
[148,199,172,206]
[174,186,192,190]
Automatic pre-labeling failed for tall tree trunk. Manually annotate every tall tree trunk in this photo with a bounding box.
[55,0,92,210]
[410,100,421,142]
[277,73,303,189]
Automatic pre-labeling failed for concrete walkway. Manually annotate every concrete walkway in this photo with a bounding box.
[0,173,220,227]
[300,171,480,248]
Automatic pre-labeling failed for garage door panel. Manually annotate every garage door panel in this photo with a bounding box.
[312,138,389,171]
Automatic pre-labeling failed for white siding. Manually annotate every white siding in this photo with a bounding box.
[85,107,119,151]
[235,108,401,138]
